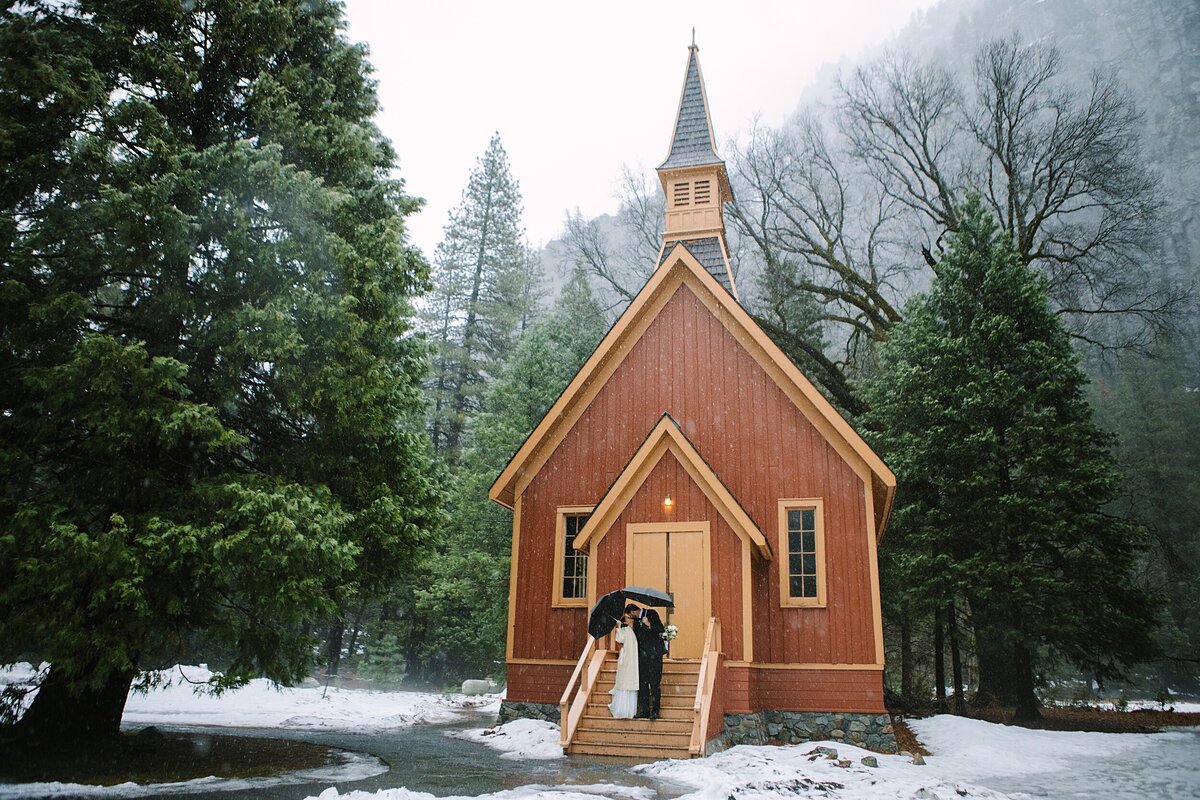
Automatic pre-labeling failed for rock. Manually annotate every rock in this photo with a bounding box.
[848,720,867,732]
[831,728,845,739]
[808,745,838,758]
[911,753,926,766]
[861,756,879,768]
[836,759,852,768]
[913,789,937,799]
[461,679,494,695]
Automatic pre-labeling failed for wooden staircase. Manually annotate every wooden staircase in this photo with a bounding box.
[567,654,700,758]
[559,617,722,760]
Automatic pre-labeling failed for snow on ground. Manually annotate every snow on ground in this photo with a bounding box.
[638,740,1012,800]
[3,664,1198,800]
[911,714,1200,799]
[121,664,480,730]
[447,718,563,760]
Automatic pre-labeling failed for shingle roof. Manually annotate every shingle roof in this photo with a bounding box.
[660,237,732,294]
[659,46,722,170]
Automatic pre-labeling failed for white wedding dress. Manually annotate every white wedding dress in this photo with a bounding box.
[608,625,640,718]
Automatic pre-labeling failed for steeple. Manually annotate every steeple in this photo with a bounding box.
[656,43,737,297]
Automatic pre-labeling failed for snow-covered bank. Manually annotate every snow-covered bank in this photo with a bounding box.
[309,786,656,800]
[0,663,494,732]
[0,750,386,799]
[121,665,480,731]
[447,718,563,760]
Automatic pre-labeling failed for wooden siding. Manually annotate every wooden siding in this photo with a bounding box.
[507,662,574,705]
[750,667,886,714]
[509,282,879,698]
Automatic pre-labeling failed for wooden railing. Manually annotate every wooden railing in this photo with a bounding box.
[689,616,722,756]
[559,635,606,749]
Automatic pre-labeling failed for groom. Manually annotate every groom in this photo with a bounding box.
[632,607,667,719]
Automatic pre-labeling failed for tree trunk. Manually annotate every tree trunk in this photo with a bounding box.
[344,604,367,670]
[326,616,345,677]
[900,612,914,706]
[14,664,135,745]
[971,600,1018,706]
[947,600,965,714]
[1013,643,1042,722]
[934,607,947,712]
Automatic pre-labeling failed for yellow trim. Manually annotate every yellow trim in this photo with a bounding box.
[506,658,578,666]
[573,415,771,559]
[552,505,594,608]
[742,540,753,662]
[488,246,894,539]
[865,488,886,665]
[724,662,885,671]
[777,499,827,608]
[504,495,522,662]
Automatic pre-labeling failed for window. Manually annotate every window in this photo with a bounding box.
[777,498,826,607]
[673,181,691,207]
[554,506,593,607]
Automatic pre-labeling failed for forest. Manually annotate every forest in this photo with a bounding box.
[1,0,1196,745]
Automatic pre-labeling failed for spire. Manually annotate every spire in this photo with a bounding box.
[659,44,722,170]
[656,43,737,297]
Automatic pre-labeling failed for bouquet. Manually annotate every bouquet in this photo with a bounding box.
[661,624,678,642]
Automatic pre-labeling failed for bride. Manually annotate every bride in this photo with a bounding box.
[608,608,640,718]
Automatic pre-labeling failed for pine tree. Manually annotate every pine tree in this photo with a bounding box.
[0,0,441,743]
[865,196,1159,720]
[422,133,538,461]
[413,266,607,680]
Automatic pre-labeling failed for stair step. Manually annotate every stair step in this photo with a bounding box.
[577,717,692,734]
[568,740,692,759]
[573,728,692,747]
[592,681,698,696]
[585,704,692,721]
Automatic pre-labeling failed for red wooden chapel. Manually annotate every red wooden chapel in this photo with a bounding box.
[490,45,898,758]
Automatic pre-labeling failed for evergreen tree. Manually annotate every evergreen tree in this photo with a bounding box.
[414,266,607,680]
[0,0,441,743]
[422,133,538,461]
[865,197,1159,720]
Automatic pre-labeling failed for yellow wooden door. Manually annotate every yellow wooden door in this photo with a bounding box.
[629,525,708,659]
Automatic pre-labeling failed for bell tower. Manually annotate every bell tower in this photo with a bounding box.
[656,43,737,297]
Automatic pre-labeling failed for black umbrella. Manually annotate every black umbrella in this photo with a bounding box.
[620,585,675,609]
[587,591,626,639]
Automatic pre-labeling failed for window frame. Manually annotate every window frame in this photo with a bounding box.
[777,498,827,608]
[553,505,594,608]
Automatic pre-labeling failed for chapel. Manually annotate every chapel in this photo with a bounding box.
[490,44,898,758]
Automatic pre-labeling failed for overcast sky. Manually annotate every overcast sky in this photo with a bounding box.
[341,1,943,258]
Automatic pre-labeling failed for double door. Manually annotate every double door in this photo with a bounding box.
[627,522,710,659]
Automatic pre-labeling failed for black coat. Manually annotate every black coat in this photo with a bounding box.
[633,609,667,661]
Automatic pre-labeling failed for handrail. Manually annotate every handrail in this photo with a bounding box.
[559,635,605,748]
[689,617,721,755]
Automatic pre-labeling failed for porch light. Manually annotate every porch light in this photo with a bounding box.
[663,494,673,509]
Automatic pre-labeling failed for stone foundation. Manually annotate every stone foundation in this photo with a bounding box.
[718,711,897,753]
[497,700,560,725]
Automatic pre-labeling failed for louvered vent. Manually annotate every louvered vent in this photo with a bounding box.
[694,180,711,204]
[673,182,690,207]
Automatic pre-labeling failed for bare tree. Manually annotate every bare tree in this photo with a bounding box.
[728,116,914,407]
[563,167,665,314]
[731,35,1181,408]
